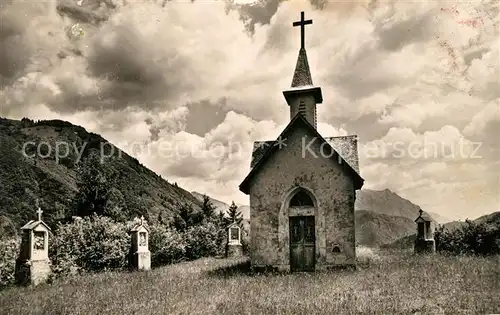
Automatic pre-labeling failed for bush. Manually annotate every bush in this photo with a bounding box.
[185,222,221,259]
[149,224,186,267]
[435,220,500,256]
[0,206,232,287]
[0,238,19,287]
[356,246,381,266]
[50,215,129,275]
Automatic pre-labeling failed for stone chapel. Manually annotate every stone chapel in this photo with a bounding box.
[239,12,364,272]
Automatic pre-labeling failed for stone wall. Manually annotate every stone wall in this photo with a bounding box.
[248,124,356,271]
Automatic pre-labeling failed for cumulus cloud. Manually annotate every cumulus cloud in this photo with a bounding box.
[464,100,500,137]
[362,125,484,165]
[0,0,498,219]
[360,125,498,219]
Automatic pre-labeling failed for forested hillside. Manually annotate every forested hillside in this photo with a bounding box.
[0,117,201,229]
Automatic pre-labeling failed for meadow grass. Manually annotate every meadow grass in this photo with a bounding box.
[1,249,498,315]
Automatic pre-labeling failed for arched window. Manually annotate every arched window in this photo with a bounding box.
[290,190,314,207]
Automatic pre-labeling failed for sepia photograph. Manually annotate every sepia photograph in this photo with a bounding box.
[0,0,499,314]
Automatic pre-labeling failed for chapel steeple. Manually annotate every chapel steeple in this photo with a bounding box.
[283,11,323,129]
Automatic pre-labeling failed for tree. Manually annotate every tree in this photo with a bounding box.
[227,201,243,226]
[217,211,227,227]
[215,209,230,251]
[201,195,216,221]
[173,204,200,232]
[73,150,118,218]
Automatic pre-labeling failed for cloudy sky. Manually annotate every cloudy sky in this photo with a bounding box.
[1,0,498,220]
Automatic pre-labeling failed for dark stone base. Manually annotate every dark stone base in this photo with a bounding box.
[414,239,436,254]
[15,259,51,286]
[226,244,243,258]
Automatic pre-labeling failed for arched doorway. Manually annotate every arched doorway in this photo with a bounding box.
[288,188,316,272]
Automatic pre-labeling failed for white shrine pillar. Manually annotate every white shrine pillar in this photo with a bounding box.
[129,216,151,271]
[414,209,436,254]
[226,223,243,258]
[15,205,52,286]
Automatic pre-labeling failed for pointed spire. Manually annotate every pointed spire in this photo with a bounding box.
[291,48,314,87]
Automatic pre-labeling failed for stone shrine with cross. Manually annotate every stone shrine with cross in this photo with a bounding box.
[129,216,151,271]
[239,11,364,272]
[226,222,243,258]
[414,209,436,254]
[15,202,52,285]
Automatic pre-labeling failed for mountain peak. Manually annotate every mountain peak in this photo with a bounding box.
[356,189,426,221]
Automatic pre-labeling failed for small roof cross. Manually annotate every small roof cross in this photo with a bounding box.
[140,216,145,225]
[36,207,43,222]
[293,11,313,50]
[419,209,423,216]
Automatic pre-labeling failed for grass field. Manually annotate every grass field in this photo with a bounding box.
[1,249,499,315]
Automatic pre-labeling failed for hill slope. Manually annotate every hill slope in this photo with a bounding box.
[355,210,415,247]
[191,192,250,219]
[355,189,448,223]
[439,211,500,232]
[191,192,232,214]
[0,118,201,228]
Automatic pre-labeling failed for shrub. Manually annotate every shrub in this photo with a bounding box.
[356,246,381,266]
[149,224,186,267]
[435,220,500,256]
[50,215,129,275]
[184,222,221,259]
[1,207,231,286]
[0,238,20,287]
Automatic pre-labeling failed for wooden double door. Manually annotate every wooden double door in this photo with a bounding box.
[289,216,315,272]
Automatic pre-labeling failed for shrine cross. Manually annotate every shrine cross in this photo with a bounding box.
[36,207,43,221]
[293,11,313,50]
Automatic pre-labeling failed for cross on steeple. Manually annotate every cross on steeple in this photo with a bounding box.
[293,11,313,50]
[140,216,145,225]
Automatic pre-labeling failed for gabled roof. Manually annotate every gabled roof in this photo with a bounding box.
[240,114,364,194]
[325,136,360,174]
[250,135,360,174]
[250,141,276,169]
[228,222,240,229]
[415,210,433,222]
[131,223,150,233]
[21,220,51,231]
